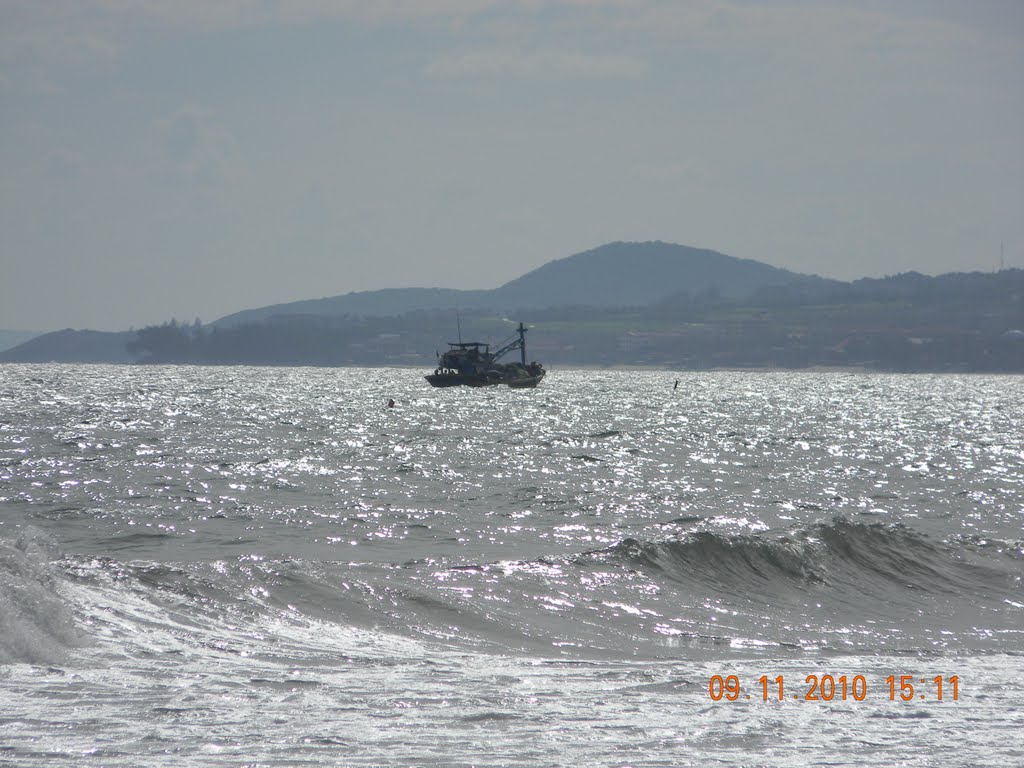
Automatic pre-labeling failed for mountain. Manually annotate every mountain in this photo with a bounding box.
[214,241,814,326]
[492,241,808,308]
[0,329,136,363]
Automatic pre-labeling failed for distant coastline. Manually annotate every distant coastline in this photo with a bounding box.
[3,242,1022,373]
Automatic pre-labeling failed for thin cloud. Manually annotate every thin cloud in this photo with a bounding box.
[612,2,987,59]
[426,46,647,79]
[1,0,527,31]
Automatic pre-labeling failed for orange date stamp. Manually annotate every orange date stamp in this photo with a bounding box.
[708,674,960,702]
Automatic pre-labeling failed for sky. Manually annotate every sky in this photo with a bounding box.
[1,0,1022,332]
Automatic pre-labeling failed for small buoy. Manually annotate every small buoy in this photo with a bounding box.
[386,398,395,408]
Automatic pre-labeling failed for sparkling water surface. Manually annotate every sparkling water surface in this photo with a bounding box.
[1,365,1022,766]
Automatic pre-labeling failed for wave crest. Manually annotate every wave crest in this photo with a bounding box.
[587,517,1016,596]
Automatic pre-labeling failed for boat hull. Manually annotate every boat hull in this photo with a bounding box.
[506,373,545,389]
[425,372,503,388]
[425,370,545,388]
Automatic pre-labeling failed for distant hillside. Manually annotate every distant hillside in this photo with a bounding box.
[10,263,1023,372]
[123,267,1024,372]
[0,329,136,363]
[214,241,816,326]
[0,329,41,353]
[215,288,493,328]
[493,241,809,308]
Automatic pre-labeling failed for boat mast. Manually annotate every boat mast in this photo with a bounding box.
[518,322,528,366]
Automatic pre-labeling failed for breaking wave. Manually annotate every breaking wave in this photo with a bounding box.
[0,531,83,665]
[585,517,1019,597]
[8,518,1023,666]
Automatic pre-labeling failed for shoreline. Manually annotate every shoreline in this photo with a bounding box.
[4,360,1022,375]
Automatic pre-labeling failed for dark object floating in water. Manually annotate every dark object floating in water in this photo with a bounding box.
[426,322,546,388]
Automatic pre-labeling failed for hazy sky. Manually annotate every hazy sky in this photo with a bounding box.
[2,0,1022,332]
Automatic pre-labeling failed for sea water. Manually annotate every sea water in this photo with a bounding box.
[1,365,1022,767]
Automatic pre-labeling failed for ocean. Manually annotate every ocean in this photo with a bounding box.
[1,365,1022,767]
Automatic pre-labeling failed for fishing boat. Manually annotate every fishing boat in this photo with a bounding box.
[426,322,545,388]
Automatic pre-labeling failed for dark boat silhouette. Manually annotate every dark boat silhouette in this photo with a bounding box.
[426,322,545,388]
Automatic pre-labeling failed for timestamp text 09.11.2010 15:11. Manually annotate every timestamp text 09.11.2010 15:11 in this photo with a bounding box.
[708,674,960,702]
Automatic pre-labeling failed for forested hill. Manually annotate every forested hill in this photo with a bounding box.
[490,241,812,309]
[3,245,1022,372]
[214,241,817,327]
